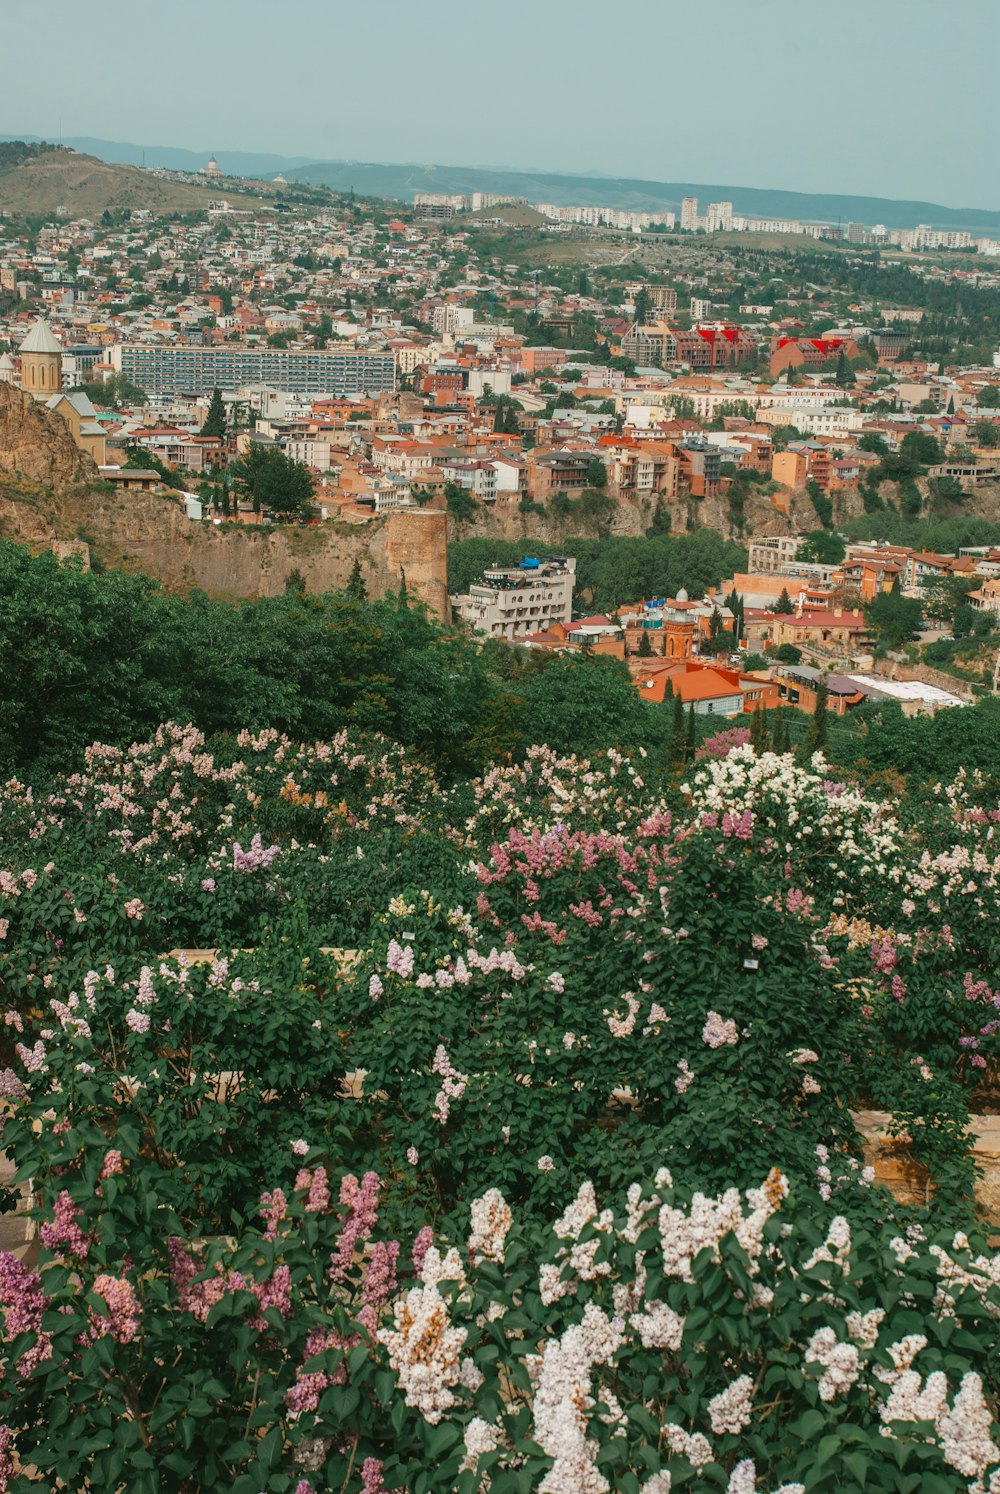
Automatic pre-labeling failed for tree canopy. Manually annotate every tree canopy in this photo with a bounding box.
[200,386,227,439]
[231,444,315,518]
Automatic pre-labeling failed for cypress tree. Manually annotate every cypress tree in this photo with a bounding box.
[201,386,227,439]
[347,557,367,600]
[685,703,696,763]
[750,707,769,753]
[772,711,789,754]
[806,679,830,754]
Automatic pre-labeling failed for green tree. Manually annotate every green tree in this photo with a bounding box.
[976,385,1000,408]
[773,643,803,664]
[347,558,367,600]
[586,458,607,488]
[749,705,769,752]
[519,655,657,758]
[684,702,696,763]
[797,530,846,565]
[866,582,924,653]
[805,480,834,530]
[672,687,685,747]
[444,482,477,524]
[72,373,148,409]
[200,387,227,439]
[772,709,791,753]
[772,587,795,616]
[929,475,964,503]
[637,629,653,658]
[974,420,999,448]
[900,430,944,467]
[804,678,829,754]
[230,445,314,519]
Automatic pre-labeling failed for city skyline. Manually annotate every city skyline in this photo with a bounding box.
[3,0,998,211]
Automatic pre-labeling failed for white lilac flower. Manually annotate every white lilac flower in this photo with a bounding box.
[467,1189,512,1264]
[708,1375,754,1435]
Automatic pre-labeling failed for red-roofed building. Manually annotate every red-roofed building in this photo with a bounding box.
[769,336,862,378]
[631,659,779,715]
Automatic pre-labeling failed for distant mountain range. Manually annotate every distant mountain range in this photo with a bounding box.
[4,135,320,178]
[286,161,1000,235]
[4,134,1000,235]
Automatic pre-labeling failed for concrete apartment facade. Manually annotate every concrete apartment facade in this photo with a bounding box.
[452,556,576,640]
[113,344,396,398]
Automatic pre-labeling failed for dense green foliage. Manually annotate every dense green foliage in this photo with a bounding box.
[0,542,655,779]
[5,538,1000,795]
[2,725,1000,1490]
[448,530,748,610]
[231,444,315,517]
[200,386,227,438]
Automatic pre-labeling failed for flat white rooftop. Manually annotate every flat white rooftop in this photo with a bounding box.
[847,674,967,708]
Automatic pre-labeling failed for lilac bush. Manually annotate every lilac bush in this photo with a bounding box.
[0,730,999,1488]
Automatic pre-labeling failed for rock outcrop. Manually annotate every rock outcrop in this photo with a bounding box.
[0,478,452,620]
[0,383,96,487]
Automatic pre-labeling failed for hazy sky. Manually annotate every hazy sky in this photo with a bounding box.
[4,0,997,207]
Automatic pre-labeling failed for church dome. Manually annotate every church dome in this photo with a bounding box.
[19,319,63,355]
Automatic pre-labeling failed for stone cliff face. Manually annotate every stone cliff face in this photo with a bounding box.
[0,477,452,620]
[80,491,450,618]
[0,383,96,487]
[454,489,795,548]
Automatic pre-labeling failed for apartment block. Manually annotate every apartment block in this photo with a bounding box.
[747,535,802,574]
[113,344,396,397]
[452,556,576,640]
[645,286,678,313]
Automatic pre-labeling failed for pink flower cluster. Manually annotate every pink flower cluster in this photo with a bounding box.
[722,808,753,840]
[232,833,280,873]
[358,1240,400,1335]
[386,939,415,978]
[431,1045,468,1125]
[695,727,750,762]
[328,1172,380,1283]
[260,1188,287,1241]
[295,1166,331,1214]
[90,1273,140,1344]
[871,937,897,974]
[0,1252,51,1376]
[360,1459,386,1494]
[168,1237,291,1330]
[702,1012,739,1049]
[39,1190,90,1259]
[286,1322,358,1413]
[0,1426,12,1494]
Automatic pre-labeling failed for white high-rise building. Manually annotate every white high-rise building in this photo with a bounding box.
[680,196,699,232]
[705,201,733,233]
